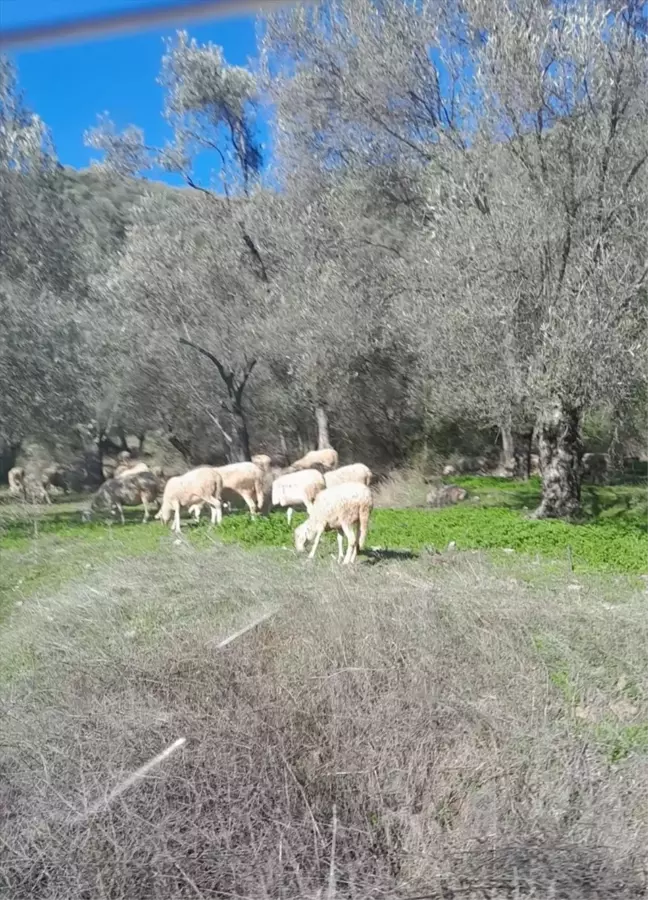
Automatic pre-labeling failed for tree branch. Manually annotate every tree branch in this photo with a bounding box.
[233,358,258,405]
[178,338,232,389]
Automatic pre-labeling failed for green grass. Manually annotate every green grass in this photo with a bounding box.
[1,480,647,896]
[1,477,645,624]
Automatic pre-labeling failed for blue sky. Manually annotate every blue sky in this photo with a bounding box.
[1,1,267,183]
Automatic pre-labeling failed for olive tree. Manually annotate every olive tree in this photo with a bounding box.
[85,31,271,460]
[261,0,648,515]
[0,58,95,459]
[434,0,648,515]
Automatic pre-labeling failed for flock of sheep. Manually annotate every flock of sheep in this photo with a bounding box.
[8,449,374,565]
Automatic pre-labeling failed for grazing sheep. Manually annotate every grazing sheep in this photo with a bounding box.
[87,472,161,524]
[214,461,265,518]
[251,453,272,472]
[42,464,68,497]
[290,448,339,473]
[426,483,468,507]
[294,482,373,565]
[115,460,151,479]
[8,466,26,499]
[271,468,326,524]
[324,463,373,489]
[582,452,609,485]
[156,466,223,533]
[9,467,51,504]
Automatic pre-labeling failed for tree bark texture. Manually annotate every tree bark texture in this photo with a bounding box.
[315,405,331,450]
[177,339,255,464]
[533,401,583,519]
[500,421,516,476]
[500,421,535,479]
[227,402,251,463]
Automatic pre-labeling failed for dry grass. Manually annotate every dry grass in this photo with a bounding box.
[1,545,647,899]
[373,468,431,508]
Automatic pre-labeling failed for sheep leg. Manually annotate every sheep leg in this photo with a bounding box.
[307,526,325,560]
[44,489,52,505]
[118,503,125,526]
[342,523,357,564]
[336,530,345,563]
[242,491,258,517]
[207,498,223,526]
[172,501,181,533]
[142,497,150,524]
[286,506,294,526]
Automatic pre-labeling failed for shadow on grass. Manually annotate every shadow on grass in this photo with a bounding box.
[453,476,647,533]
[365,548,419,563]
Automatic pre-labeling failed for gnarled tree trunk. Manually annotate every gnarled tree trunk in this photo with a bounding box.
[178,339,255,464]
[517,429,534,480]
[315,405,331,450]
[227,400,251,462]
[533,401,583,518]
[500,420,516,476]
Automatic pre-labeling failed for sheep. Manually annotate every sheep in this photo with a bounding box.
[271,468,326,524]
[251,453,272,472]
[426,483,467,507]
[290,448,339,473]
[86,471,161,524]
[156,466,223,533]
[8,466,26,499]
[582,452,609,485]
[324,463,373,489]
[115,460,151,479]
[8,466,51,504]
[294,482,373,565]
[42,464,68,497]
[192,461,265,520]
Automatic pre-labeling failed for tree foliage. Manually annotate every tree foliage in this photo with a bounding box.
[2,2,647,512]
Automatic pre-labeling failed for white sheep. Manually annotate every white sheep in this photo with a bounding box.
[8,466,26,499]
[86,471,161,524]
[156,466,223,533]
[114,460,151,479]
[271,468,326,524]
[290,448,339,472]
[251,453,272,471]
[294,482,373,565]
[324,463,373,489]
[41,464,68,497]
[190,461,265,521]
[8,466,51,504]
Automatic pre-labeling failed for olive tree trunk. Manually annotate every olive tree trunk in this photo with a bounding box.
[178,339,255,463]
[533,401,583,519]
[315,405,332,450]
[500,420,516,476]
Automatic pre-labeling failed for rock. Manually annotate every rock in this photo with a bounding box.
[442,464,456,476]
[447,541,457,552]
